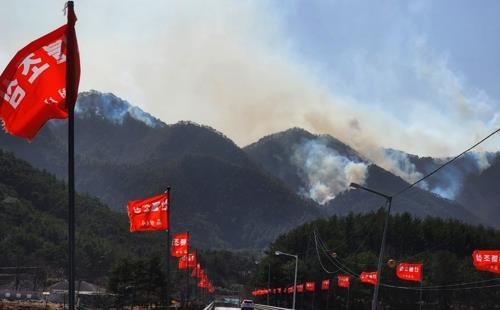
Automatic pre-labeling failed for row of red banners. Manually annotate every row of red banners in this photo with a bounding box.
[252,262,422,296]
[127,194,215,293]
[172,233,215,293]
[253,252,500,296]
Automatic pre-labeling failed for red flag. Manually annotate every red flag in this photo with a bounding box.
[337,275,350,288]
[127,193,169,232]
[472,250,500,274]
[171,232,189,257]
[179,252,197,269]
[305,282,315,292]
[287,286,294,294]
[396,263,423,282]
[187,252,197,268]
[198,278,209,288]
[191,263,202,278]
[321,279,330,291]
[0,19,80,140]
[179,255,188,269]
[360,272,378,285]
[297,284,304,293]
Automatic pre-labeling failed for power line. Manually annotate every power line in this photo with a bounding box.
[381,282,500,291]
[393,128,500,198]
[313,228,500,291]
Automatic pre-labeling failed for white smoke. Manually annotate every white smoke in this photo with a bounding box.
[365,148,423,184]
[470,151,492,172]
[292,139,369,205]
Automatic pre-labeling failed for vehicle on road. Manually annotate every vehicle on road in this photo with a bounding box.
[214,296,241,309]
[241,299,254,310]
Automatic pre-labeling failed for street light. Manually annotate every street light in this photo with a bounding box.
[267,263,271,305]
[275,251,298,310]
[350,182,392,310]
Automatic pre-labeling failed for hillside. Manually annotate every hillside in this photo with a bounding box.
[457,154,500,227]
[244,128,482,225]
[0,151,257,294]
[0,150,165,285]
[251,211,500,309]
[0,91,323,249]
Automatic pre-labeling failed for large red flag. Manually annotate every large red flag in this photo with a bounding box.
[396,263,423,282]
[127,193,169,232]
[171,232,189,257]
[472,250,500,274]
[360,272,378,285]
[0,21,80,140]
[337,275,350,288]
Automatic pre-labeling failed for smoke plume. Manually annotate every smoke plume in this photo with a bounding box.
[292,139,368,204]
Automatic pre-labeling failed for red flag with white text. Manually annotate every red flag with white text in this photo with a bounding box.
[0,20,80,140]
[171,232,189,257]
[337,275,350,288]
[127,193,169,232]
[297,284,304,293]
[179,252,197,269]
[396,262,423,282]
[472,250,500,274]
[360,272,378,285]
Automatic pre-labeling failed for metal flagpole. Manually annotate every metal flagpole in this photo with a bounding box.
[66,2,78,309]
[346,286,350,310]
[326,284,330,310]
[418,278,423,310]
[166,187,171,307]
[185,231,190,310]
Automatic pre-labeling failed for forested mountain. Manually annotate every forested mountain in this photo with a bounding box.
[0,150,256,296]
[1,90,496,251]
[0,150,165,285]
[251,212,500,309]
[244,128,484,225]
[457,155,500,227]
[0,91,322,249]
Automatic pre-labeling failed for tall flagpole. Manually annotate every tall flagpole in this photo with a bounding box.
[166,187,171,307]
[185,232,190,310]
[66,2,77,310]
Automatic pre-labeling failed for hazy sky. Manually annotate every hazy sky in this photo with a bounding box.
[1,0,499,156]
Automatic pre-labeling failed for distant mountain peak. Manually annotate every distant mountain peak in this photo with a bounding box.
[76,90,166,128]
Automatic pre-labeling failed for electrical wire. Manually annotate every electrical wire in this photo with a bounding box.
[313,230,348,275]
[313,227,500,291]
[381,282,500,291]
[393,128,500,198]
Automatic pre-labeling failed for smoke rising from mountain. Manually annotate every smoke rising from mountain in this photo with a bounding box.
[2,1,498,159]
[292,139,368,204]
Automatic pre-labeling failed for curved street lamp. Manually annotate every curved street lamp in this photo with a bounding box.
[275,251,298,310]
[350,182,392,310]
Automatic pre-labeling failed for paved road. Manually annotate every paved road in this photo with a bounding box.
[214,307,239,310]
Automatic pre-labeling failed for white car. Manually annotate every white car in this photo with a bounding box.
[241,299,254,310]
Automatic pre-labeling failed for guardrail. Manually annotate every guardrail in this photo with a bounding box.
[254,304,293,310]
[203,301,215,310]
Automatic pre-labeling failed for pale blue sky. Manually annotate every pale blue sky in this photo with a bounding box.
[0,0,498,156]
